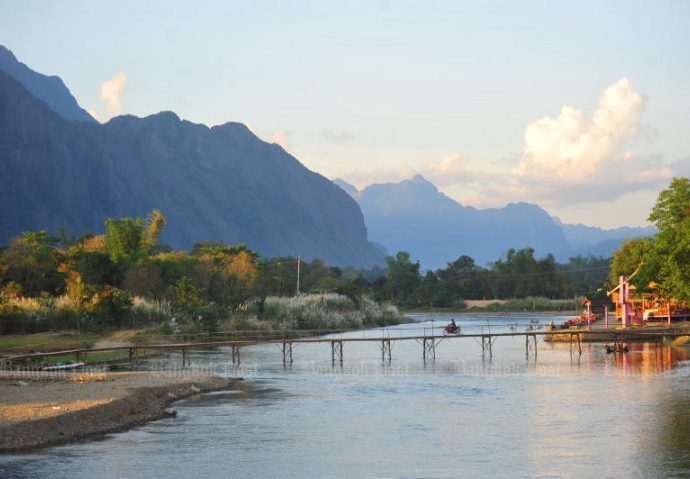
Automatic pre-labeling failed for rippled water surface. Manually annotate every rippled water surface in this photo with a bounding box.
[2,314,690,478]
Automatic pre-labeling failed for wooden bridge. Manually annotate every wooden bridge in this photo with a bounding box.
[2,323,688,368]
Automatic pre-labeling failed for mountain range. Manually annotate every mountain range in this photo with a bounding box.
[0,47,383,267]
[0,45,654,271]
[333,176,655,269]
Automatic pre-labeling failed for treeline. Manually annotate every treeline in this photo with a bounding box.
[0,207,613,335]
[0,210,398,334]
[370,250,610,308]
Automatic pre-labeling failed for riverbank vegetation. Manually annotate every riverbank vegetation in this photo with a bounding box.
[372,250,609,309]
[0,210,406,336]
[0,208,617,336]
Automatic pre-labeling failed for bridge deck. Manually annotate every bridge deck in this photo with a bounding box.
[1,326,687,363]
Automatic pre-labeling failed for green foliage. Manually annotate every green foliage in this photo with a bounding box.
[168,276,204,312]
[191,241,255,258]
[609,238,658,290]
[1,202,627,335]
[105,216,146,262]
[606,177,690,301]
[560,255,611,297]
[648,178,690,231]
[68,249,117,286]
[88,286,133,327]
[646,177,690,299]
[377,252,421,307]
[0,231,64,296]
[123,260,167,298]
[490,248,562,298]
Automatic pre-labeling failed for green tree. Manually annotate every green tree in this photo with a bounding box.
[105,217,146,262]
[417,270,443,307]
[67,248,118,286]
[169,276,204,312]
[0,231,64,296]
[379,252,421,307]
[561,255,611,297]
[437,255,483,303]
[609,238,657,291]
[647,177,690,299]
[88,286,133,328]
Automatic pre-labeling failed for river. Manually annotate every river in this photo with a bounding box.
[2,313,690,478]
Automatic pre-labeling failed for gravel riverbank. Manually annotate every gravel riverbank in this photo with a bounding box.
[0,371,248,452]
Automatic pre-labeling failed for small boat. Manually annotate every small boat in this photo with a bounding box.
[605,344,629,354]
[39,361,86,371]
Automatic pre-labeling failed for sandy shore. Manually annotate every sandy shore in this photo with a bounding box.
[0,370,248,452]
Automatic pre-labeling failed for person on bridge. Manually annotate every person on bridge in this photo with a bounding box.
[448,319,457,333]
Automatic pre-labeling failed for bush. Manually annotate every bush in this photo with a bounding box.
[88,287,133,327]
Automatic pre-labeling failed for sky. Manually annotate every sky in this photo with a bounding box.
[1,0,689,228]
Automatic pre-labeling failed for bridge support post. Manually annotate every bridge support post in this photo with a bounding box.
[282,342,293,364]
[422,337,436,361]
[569,334,582,356]
[481,335,494,358]
[525,334,537,358]
[379,339,392,361]
[231,345,241,365]
[331,341,343,363]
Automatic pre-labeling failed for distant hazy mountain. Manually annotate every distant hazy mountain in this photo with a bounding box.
[553,218,655,249]
[0,45,94,122]
[332,178,358,197]
[337,175,572,268]
[335,176,656,268]
[0,70,384,267]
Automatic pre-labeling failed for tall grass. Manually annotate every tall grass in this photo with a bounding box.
[0,294,173,334]
[249,293,403,330]
[0,292,405,337]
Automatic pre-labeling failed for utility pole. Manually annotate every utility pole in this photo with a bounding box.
[296,255,301,296]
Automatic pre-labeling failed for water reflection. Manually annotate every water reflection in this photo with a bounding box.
[605,343,690,375]
[649,386,690,478]
[0,315,689,479]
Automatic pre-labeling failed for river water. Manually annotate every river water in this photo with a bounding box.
[2,313,690,479]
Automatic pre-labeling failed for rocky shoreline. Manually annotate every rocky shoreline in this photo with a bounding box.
[0,371,249,452]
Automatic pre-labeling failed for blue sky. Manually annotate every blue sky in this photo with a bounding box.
[2,0,689,228]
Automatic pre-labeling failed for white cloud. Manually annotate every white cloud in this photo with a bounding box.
[516,77,644,179]
[88,71,128,123]
[338,153,478,191]
[490,77,672,206]
[424,154,474,186]
[331,78,678,214]
[322,130,355,142]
